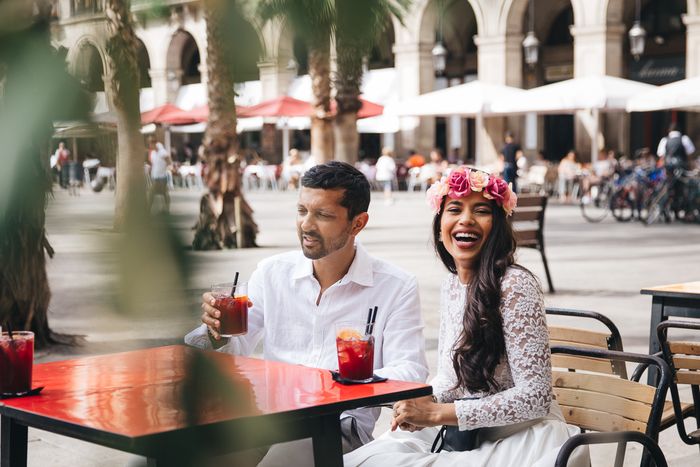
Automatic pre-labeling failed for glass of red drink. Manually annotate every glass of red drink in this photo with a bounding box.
[0,331,34,395]
[211,282,249,338]
[335,322,375,382]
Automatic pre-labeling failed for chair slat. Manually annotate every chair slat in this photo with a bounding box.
[552,355,615,374]
[553,370,656,404]
[516,195,545,208]
[668,341,700,355]
[672,355,700,371]
[554,387,651,423]
[514,229,538,243]
[675,370,700,385]
[549,339,603,351]
[512,209,541,222]
[559,405,647,433]
[549,326,609,348]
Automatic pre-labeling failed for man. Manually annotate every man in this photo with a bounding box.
[500,132,522,193]
[147,136,172,213]
[657,122,695,170]
[185,161,429,465]
[52,141,71,188]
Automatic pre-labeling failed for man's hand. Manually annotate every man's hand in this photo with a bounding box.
[390,395,444,431]
[201,292,252,341]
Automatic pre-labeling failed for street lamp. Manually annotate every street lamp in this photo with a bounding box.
[522,0,539,67]
[431,41,448,76]
[629,0,646,60]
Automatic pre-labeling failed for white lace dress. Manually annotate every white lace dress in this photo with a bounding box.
[344,268,589,467]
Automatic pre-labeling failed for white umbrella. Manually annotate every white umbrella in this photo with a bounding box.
[490,75,655,162]
[626,76,700,112]
[385,81,525,166]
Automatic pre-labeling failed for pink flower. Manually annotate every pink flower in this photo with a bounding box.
[483,177,509,203]
[426,180,450,214]
[447,169,471,198]
[468,171,489,192]
[503,190,518,216]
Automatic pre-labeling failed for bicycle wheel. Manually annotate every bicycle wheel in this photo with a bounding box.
[580,184,610,223]
[644,185,669,226]
[610,189,634,222]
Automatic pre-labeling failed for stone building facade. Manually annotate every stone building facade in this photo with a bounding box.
[52,0,700,164]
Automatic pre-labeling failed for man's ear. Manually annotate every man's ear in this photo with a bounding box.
[351,212,369,236]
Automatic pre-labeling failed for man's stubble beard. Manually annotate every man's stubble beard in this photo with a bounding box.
[298,225,353,260]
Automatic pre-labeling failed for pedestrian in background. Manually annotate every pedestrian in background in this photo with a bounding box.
[147,136,172,213]
[500,132,522,192]
[375,147,397,205]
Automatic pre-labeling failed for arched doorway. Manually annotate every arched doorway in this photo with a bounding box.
[520,1,575,162]
[136,39,151,89]
[621,0,687,156]
[73,40,105,92]
[166,30,201,87]
[424,0,479,162]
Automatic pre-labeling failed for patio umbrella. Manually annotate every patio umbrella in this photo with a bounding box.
[490,75,655,162]
[330,97,384,119]
[140,104,183,125]
[238,95,313,118]
[626,76,700,112]
[385,81,526,166]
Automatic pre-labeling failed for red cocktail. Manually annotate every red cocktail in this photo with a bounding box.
[0,331,34,394]
[214,295,249,337]
[336,326,374,382]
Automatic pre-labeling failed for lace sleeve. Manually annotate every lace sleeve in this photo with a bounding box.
[430,277,462,403]
[454,269,552,431]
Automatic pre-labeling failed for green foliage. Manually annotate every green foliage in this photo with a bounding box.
[257,0,334,46]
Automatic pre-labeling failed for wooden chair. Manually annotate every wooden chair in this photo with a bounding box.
[512,194,554,293]
[656,320,700,446]
[546,307,627,378]
[551,346,670,467]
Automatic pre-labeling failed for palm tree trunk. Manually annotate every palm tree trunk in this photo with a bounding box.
[104,0,147,229]
[333,46,363,164]
[0,1,77,348]
[308,44,333,163]
[193,0,257,250]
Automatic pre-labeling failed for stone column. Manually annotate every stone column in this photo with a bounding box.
[570,24,626,161]
[257,60,294,162]
[149,69,170,106]
[393,42,435,157]
[474,34,523,167]
[684,14,700,143]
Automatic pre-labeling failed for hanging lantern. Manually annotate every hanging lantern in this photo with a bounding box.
[629,21,646,60]
[432,41,447,76]
[522,31,540,67]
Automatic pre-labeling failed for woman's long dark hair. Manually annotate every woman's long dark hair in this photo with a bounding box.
[432,197,518,393]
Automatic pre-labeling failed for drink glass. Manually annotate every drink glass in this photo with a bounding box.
[0,331,34,395]
[335,322,375,382]
[211,282,248,338]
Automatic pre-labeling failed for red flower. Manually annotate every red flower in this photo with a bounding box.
[447,169,471,198]
[484,177,509,203]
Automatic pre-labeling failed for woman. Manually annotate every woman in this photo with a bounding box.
[345,167,587,466]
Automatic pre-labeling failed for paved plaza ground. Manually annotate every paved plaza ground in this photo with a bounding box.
[5,186,700,465]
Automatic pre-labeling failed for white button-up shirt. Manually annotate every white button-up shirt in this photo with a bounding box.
[185,243,429,440]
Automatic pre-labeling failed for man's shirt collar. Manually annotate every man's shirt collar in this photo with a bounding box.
[292,242,373,287]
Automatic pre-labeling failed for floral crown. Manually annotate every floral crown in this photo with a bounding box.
[426,166,517,216]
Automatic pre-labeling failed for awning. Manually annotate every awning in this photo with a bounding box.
[626,76,700,112]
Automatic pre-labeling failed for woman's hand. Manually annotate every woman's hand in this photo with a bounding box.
[391,395,448,431]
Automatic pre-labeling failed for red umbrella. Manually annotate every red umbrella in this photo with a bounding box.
[140,104,183,125]
[330,97,384,119]
[159,104,250,125]
[238,96,313,118]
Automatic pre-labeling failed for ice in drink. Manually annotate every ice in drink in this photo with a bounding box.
[214,295,249,337]
[336,328,374,382]
[0,332,34,394]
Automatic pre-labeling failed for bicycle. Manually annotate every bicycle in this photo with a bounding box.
[644,168,700,225]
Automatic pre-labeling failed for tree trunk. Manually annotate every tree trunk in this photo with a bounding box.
[105,0,147,229]
[308,44,333,163]
[333,112,359,164]
[193,0,257,250]
[0,1,79,348]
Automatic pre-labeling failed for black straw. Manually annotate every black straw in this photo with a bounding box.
[365,308,373,335]
[368,306,378,335]
[230,272,240,297]
[6,323,13,341]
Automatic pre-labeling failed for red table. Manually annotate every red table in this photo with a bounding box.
[0,345,431,467]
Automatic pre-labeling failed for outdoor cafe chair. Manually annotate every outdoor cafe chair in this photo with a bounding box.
[551,345,670,467]
[656,320,700,447]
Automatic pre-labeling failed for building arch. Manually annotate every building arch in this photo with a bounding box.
[417,0,484,47]
[167,29,201,85]
[69,37,107,92]
[135,38,151,88]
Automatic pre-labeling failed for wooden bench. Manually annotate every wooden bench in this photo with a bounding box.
[512,194,554,293]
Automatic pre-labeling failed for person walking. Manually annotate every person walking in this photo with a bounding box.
[500,132,522,193]
[147,136,172,213]
[657,122,695,170]
[375,147,397,205]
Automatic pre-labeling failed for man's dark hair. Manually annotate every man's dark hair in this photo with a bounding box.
[301,161,370,219]
[668,122,678,133]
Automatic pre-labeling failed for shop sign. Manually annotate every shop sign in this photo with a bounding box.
[544,64,573,83]
[629,56,685,84]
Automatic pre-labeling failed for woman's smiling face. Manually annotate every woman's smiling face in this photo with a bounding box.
[439,191,494,278]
